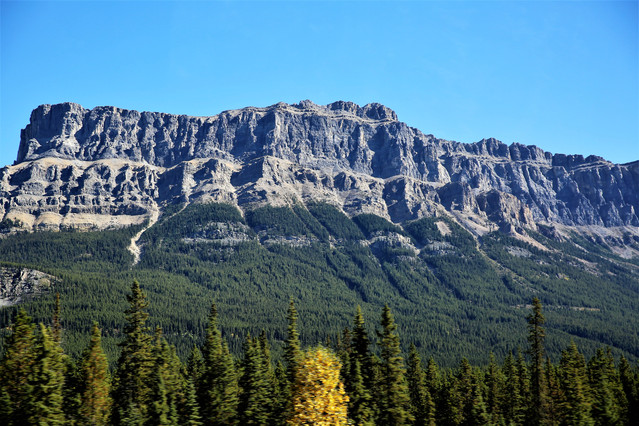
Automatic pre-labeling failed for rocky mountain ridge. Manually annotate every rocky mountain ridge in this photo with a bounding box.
[2,101,638,233]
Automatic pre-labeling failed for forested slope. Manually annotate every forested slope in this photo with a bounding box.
[1,202,638,366]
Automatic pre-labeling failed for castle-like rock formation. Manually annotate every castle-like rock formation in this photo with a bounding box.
[2,100,637,231]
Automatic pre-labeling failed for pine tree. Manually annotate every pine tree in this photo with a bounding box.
[559,341,593,425]
[182,377,203,426]
[0,309,37,425]
[187,345,204,385]
[545,356,563,425]
[78,322,112,426]
[527,297,548,425]
[424,357,441,411]
[31,323,66,424]
[516,348,531,421]
[112,280,154,425]
[148,327,182,426]
[439,370,463,425]
[288,347,349,425]
[619,355,639,425]
[407,344,435,426]
[273,361,289,426]
[238,334,273,425]
[199,303,239,426]
[485,352,504,424]
[284,298,302,386]
[346,306,374,425]
[502,350,525,424]
[376,304,413,425]
[588,347,623,425]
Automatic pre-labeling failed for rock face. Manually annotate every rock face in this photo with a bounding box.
[2,100,638,231]
[0,266,56,306]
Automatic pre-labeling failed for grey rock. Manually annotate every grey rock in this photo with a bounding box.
[2,101,638,231]
[0,266,56,306]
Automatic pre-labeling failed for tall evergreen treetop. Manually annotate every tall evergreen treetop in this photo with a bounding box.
[376,304,413,425]
[284,298,302,385]
[527,297,548,425]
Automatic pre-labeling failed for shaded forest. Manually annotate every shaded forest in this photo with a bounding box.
[1,283,638,425]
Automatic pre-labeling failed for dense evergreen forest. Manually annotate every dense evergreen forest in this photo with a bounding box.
[0,202,638,368]
[1,283,638,425]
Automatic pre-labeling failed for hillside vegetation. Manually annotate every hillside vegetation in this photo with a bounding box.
[0,202,638,367]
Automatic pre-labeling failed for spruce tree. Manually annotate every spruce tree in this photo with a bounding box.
[485,352,505,424]
[545,356,563,425]
[559,341,593,425]
[199,303,239,425]
[424,357,441,412]
[238,334,273,424]
[112,280,153,425]
[376,304,413,425]
[284,298,302,385]
[0,309,37,425]
[619,355,639,425]
[182,377,203,426]
[407,344,435,426]
[31,323,66,425]
[347,306,374,425]
[527,297,548,425]
[588,347,623,425]
[78,322,112,426]
[502,350,526,424]
[148,328,181,426]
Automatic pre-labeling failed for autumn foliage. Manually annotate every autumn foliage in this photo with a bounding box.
[289,347,349,425]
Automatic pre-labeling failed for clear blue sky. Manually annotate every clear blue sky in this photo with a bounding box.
[1,1,637,166]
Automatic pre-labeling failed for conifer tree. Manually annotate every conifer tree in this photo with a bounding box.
[439,371,463,425]
[407,344,436,426]
[112,280,153,425]
[182,377,203,426]
[502,350,525,424]
[0,309,37,425]
[273,361,289,426]
[187,345,204,386]
[288,347,349,425]
[52,292,62,344]
[424,357,441,411]
[238,334,273,425]
[559,341,593,425]
[346,306,374,425]
[588,347,623,425]
[376,304,413,425]
[545,356,563,425]
[284,298,302,385]
[31,323,66,424]
[78,322,112,426]
[516,348,531,419]
[148,327,182,426]
[485,352,504,423]
[619,355,639,425]
[527,297,548,425]
[199,303,239,425]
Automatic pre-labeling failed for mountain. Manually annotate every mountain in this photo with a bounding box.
[1,101,638,365]
[3,100,638,233]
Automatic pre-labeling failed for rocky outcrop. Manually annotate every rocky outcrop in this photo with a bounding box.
[0,267,56,306]
[2,101,638,231]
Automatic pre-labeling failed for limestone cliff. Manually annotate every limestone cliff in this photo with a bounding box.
[2,101,637,231]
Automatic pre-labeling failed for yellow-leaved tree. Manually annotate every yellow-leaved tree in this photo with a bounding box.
[288,346,349,425]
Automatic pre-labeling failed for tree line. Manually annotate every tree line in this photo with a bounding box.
[1,284,638,425]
